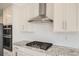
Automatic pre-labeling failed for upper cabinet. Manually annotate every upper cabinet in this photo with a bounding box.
[12,4,39,32]
[23,3,39,32]
[47,3,54,20]
[54,3,77,32]
[23,3,39,21]
[3,6,12,25]
[12,3,79,32]
[54,3,65,32]
[12,3,54,32]
[65,4,77,32]
[77,4,79,31]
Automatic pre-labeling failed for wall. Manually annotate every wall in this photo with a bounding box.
[0,9,3,23]
[0,9,3,56]
[12,3,79,49]
[0,24,3,56]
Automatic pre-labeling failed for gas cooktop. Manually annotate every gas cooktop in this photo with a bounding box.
[26,41,53,50]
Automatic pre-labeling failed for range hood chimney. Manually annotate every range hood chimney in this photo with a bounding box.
[28,3,53,23]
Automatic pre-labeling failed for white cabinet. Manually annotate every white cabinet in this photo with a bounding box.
[13,45,46,56]
[3,6,12,25]
[3,49,13,56]
[47,3,54,20]
[12,3,54,32]
[65,4,77,32]
[12,3,78,32]
[20,3,54,32]
[23,3,39,32]
[12,3,39,32]
[77,4,79,31]
[54,4,65,32]
[54,3,77,32]
[12,3,55,32]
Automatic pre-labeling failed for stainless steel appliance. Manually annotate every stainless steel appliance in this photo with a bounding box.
[0,23,3,56]
[28,3,53,23]
[26,41,53,50]
[3,25,12,51]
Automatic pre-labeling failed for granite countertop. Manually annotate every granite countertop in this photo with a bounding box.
[14,40,46,53]
[13,40,79,56]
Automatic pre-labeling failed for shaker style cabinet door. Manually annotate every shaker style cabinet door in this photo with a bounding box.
[3,6,12,25]
[65,4,77,32]
[47,3,54,21]
[12,4,39,32]
[54,4,65,32]
[3,8,7,25]
[54,3,77,32]
[77,4,79,31]
[23,3,39,32]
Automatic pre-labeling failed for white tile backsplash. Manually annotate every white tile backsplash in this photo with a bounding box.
[13,16,79,48]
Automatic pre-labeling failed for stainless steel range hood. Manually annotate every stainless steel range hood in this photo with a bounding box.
[28,3,53,23]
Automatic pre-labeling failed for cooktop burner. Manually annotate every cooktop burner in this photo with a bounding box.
[26,41,53,50]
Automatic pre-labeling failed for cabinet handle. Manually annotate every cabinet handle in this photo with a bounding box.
[62,21,65,30]
[65,21,67,30]
[62,21,67,30]
[15,52,17,56]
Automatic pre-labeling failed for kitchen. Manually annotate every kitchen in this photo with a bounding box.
[0,3,79,56]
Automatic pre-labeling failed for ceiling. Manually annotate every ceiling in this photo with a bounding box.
[0,3,12,9]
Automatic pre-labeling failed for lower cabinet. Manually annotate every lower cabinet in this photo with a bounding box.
[13,45,79,56]
[3,49,13,56]
[13,46,47,56]
[16,50,33,56]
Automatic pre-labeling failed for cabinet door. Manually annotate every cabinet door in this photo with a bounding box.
[77,4,79,31]
[54,4,65,32]
[3,6,12,25]
[47,3,54,21]
[23,3,39,32]
[3,8,7,25]
[54,3,77,32]
[13,4,39,32]
[6,6,12,25]
[4,49,12,56]
[65,4,77,32]
[17,49,33,56]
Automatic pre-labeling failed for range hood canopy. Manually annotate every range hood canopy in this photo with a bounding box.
[28,3,53,23]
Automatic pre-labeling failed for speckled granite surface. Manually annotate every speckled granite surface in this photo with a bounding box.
[14,40,79,56]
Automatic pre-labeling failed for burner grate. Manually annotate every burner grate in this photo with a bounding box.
[26,41,53,50]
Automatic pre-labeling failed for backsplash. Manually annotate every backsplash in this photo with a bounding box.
[13,23,79,48]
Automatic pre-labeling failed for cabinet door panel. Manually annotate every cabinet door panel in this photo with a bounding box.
[13,4,39,31]
[47,3,54,20]
[54,4,65,32]
[24,3,39,21]
[54,3,77,32]
[65,4,77,32]
[3,6,12,25]
[23,3,39,32]
[77,4,79,31]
